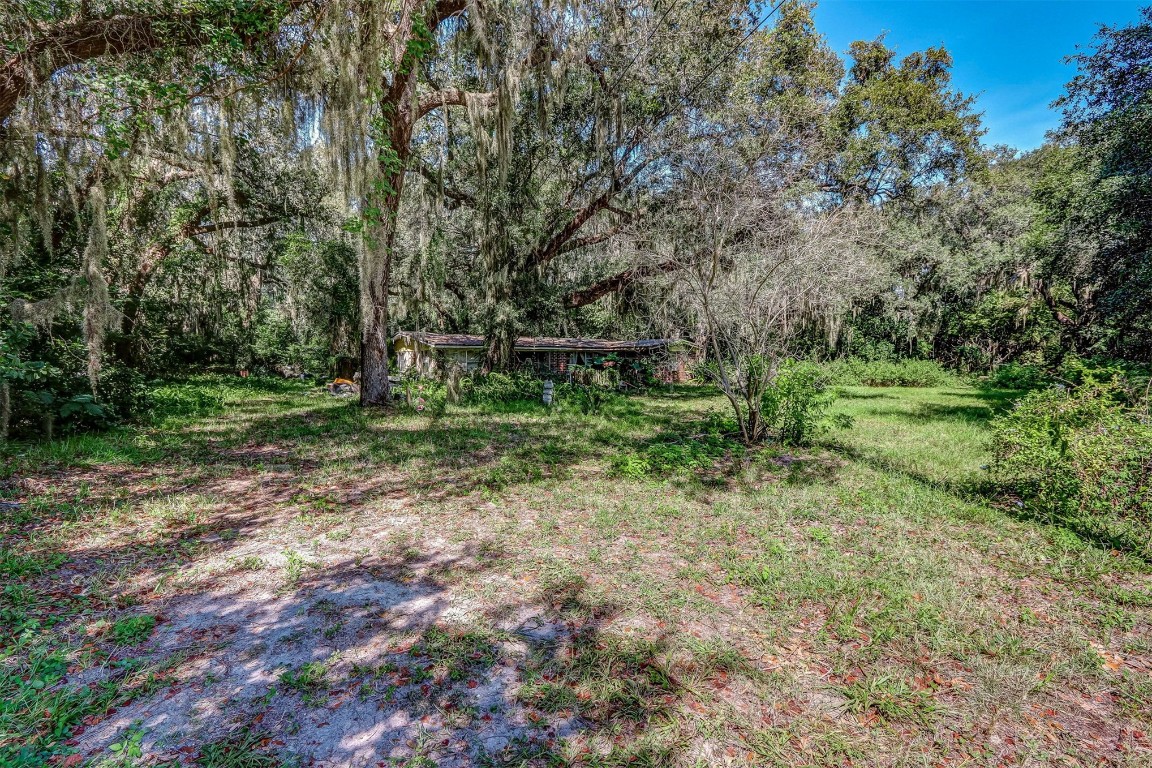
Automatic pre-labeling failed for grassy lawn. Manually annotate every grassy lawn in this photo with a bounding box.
[2,381,1150,767]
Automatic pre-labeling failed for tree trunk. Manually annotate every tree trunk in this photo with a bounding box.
[360,304,391,404]
[353,0,469,404]
[114,241,171,365]
[483,317,517,372]
[358,214,400,404]
[0,382,9,443]
[358,119,409,405]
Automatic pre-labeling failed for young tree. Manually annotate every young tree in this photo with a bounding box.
[660,157,876,443]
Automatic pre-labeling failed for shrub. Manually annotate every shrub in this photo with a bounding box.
[460,371,625,414]
[1056,355,1150,389]
[824,358,958,388]
[95,365,152,421]
[460,371,543,407]
[761,361,842,446]
[981,357,1151,393]
[990,382,1152,560]
[395,377,447,417]
[555,381,617,414]
[984,362,1049,390]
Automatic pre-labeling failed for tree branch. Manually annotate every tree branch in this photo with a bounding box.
[1,1,312,126]
[415,162,474,206]
[557,224,627,256]
[528,189,617,267]
[188,216,281,236]
[415,88,494,121]
[564,258,682,308]
[430,0,468,27]
[2,14,184,124]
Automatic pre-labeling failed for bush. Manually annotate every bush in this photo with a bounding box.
[980,356,1151,393]
[990,382,1152,559]
[395,377,448,417]
[460,371,544,407]
[762,361,843,446]
[824,358,958,388]
[984,362,1049,390]
[459,371,625,415]
[555,381,621,415]
[1056,355,1150,389]
[95,365,152,421]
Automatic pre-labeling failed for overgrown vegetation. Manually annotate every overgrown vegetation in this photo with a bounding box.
[991,381,1152,559]
[824,358,959,388]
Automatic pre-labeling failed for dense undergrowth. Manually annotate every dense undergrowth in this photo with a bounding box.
[990,381,1152,560]
[822,358,959,388]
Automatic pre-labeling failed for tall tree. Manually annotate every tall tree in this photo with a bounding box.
[1054,6,1152,359]
[824,36,984,205]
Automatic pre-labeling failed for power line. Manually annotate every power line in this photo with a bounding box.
[605,1,679,95]
[655,0,789,125]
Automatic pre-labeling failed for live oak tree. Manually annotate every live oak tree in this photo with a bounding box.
[395,0,755,371]
[0,0,323,401]
[1051,6,1152,359]
[10,0,1133,437]
[824,36,985,205]
[634,4,877,443]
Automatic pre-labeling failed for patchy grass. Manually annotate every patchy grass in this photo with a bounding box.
[0,379,1149,766]
[194,728,279,767]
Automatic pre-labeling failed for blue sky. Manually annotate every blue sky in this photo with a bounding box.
[808,0,1146,150]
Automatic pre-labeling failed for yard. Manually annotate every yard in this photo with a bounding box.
[2,381,1151,767]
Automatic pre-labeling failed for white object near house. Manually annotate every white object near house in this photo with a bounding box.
[543,379,554,405]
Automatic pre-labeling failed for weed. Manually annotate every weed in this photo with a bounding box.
[112,615,157,646]
[411,626,499,681]
[94,723,145,766]
[0,548,67,580]
[282,549,317,588]
[232,555,265,571]
[196,728,280,767]
[841,673,937,724]
[280,660,330,692]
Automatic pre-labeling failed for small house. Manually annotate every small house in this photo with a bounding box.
[393,332,695,383]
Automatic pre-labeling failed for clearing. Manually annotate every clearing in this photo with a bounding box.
[2,382,1151,767]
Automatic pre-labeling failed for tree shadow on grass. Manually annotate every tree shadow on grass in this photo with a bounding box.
[3,389,790,766]
[140,393,705,501]
[825,441,993,501]
[935,387,1021,410]
[836,391,899,400]
[899,391,1017,426]
[643,384,722,401]
[7,516,715,767]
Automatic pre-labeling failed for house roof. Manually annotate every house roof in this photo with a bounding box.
[394,332,690,353]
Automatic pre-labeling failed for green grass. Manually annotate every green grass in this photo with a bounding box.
[195,729,279,767]
[2,379,1150,766]
[111,615,156,646]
